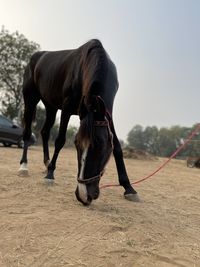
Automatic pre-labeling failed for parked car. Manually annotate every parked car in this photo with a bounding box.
[0,114,36,148]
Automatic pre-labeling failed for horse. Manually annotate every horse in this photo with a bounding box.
[18,39,139,205]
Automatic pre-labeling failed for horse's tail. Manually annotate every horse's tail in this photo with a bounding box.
[22,51,46,91]
[21,51,45,125]
[29,51,46,82]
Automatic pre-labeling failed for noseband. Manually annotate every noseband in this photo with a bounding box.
[77,115,113,185]
[77,170,104,184]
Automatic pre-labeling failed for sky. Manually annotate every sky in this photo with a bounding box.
[0,0,199,140]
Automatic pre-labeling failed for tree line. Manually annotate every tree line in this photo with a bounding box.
[127,124,200,158]
[0,27,199,154]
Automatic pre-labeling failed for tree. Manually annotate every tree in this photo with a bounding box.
[127,125,145,150]
[143,126,159,155]
[157,127,176,157]
[127,123,200,158]
[178,124,200,158]
[32,106,47,141]
[0,26,40,119]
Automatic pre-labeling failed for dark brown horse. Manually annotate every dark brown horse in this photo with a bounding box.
[18,39,139,205]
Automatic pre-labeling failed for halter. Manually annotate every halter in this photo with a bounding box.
[77,170,104,184]
[77,114,113,185]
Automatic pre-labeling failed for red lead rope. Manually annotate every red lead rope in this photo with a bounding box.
[100,123,200,189]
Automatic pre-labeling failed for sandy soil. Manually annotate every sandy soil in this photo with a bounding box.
[0,145,200,267]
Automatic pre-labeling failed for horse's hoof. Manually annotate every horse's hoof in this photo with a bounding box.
[18,164,29,177]
[44,177,55,185]
[45,170,54,180]
[124,193,141,202]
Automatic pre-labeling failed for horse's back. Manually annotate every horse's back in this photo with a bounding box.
[24,39,118,111]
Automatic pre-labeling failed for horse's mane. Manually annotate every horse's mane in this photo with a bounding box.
[76,39,109,148]
[81,39,108,96]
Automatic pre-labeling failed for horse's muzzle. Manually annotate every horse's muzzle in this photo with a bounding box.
[75,187,92,206]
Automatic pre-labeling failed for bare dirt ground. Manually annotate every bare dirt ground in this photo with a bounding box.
[0,146,200,267]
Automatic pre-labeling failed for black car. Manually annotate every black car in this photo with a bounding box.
[0,114,36,148]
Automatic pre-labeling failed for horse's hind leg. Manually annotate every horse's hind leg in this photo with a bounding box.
[41,105,57,170]
[18,81,40,176]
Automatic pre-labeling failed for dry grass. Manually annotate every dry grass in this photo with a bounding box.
[0,146,200,267]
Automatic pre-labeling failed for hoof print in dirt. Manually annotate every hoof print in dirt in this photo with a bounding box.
[18,169,29,177]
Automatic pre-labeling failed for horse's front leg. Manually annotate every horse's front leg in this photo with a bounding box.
[45,106,71,181]
[111,123,140,202]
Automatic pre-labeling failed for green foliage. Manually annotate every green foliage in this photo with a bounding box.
[143,126,160,155]
[0,26,40,119]
[33,106,46,140]
[127,124,200,158]
[127,125,145,151]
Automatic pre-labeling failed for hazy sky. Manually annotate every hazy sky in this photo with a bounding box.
[0,0,199,140]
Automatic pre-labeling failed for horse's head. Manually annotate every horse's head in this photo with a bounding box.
[75,96,113,205]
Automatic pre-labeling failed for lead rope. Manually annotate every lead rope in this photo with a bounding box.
[100,123,200,189]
